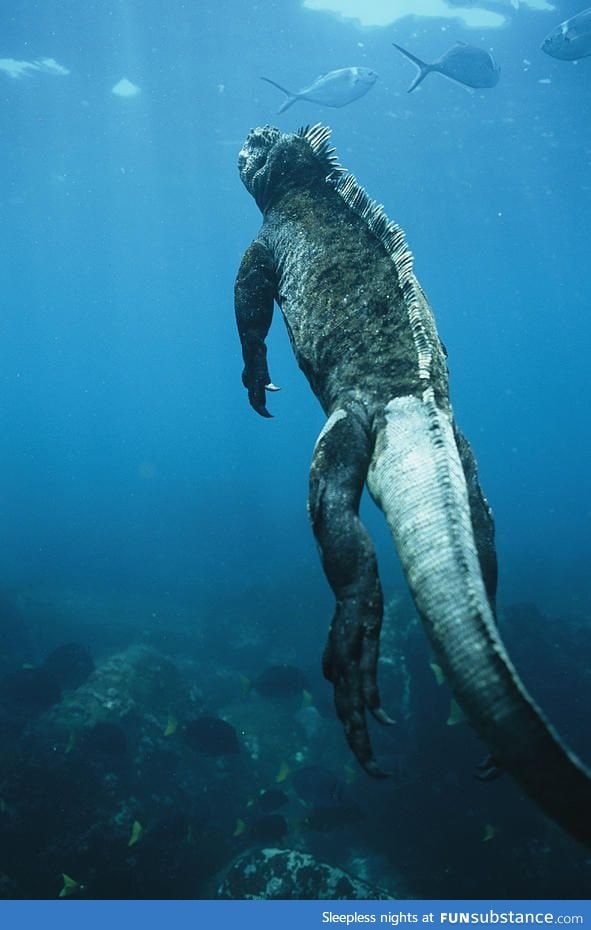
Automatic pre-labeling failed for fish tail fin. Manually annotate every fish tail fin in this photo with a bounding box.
[277,96,297,114]
[392,43,433,93]
[406,69,432,93]
[260,76,298,113]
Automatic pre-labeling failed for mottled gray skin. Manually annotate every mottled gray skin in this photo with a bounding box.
[235,125,591,847]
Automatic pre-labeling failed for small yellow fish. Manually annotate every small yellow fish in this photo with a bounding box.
[164,716,178,737]
[232,818,246,837]
[429,661,445,685]
[65,729,77,754]
[128,820,143,847]
[482,823,498,842]
[446,698,466,726]
[0,798,7,814]
[59,873,79,897]
[275,761,290,783]
[301,689,314,706]
[239,674,252,696]
[21,663,35,671]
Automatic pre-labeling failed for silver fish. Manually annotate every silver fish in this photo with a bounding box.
[392,41,500,92]
[542,7,591,60]
[260,67,377,113]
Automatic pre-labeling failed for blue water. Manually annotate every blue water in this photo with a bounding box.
[0,0,589,900]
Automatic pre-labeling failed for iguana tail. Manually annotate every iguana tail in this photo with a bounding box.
[367,390,591,849]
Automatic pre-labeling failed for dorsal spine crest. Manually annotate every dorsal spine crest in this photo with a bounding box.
[296,123,432,384]
[332,170,432,384]
[297,123,345,179]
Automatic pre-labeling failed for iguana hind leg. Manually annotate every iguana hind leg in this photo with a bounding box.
[308,404,392,776]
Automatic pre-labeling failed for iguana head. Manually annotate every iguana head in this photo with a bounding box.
[238,123,342,211]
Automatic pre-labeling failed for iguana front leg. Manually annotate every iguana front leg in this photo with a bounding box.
[235,239,278,418]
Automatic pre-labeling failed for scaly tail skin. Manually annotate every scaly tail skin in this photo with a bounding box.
[392,42,435,92]
[367,390,591,849]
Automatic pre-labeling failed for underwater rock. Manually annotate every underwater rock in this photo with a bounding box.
[41,645,187,731]
[183,715,240,756]
[81,721,128,759]
[217,847,393,899]
[43,642,95,690]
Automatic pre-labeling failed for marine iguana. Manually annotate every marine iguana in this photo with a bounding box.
[234,123,591,847]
